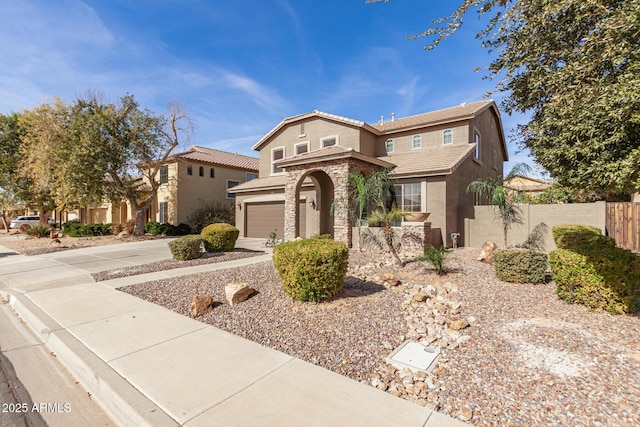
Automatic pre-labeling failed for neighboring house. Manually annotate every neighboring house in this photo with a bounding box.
[84,146,259,226]
[504,174,551,198]
[231,100,508,247]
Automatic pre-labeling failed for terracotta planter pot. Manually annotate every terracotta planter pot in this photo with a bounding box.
[403,212,430,222]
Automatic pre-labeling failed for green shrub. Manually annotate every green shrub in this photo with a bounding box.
[201,223,239,252]
[145,221,162,235]
[25,224,52,238]
[62,220,112,237]
[549,240,640,315]
[416,245,451,275]
[273,238,349,302]
[552,225,613,249]
[168,235,204,261]
[494,249,548,284]
[187,200,235,234]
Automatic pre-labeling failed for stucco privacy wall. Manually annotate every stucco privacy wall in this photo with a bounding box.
[464,201,607,251]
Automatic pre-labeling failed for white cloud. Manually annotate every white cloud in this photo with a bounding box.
[219,70,290,113]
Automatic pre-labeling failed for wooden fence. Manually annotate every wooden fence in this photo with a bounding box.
[605,202,640,252]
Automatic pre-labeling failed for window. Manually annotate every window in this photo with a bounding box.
[160,165,169,184]
[210,167,215,178]
[443,130,452,145]
[387,182,422,213]
[412,135,422,150]
[272,147,285,174]
[492,150,498,170]
[321,136,337,148]
[187,165,193,176]
[159,201,168,223]
[473,130,481,160]
[199,166,204,177]
[226,180,240,199]
[299,123,306,137]
[385,139,394,153]
[246,172,258,181]
[295,142,309,155]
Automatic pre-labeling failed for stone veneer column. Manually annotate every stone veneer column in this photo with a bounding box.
[284,168,304,241]
[331,162,350,246]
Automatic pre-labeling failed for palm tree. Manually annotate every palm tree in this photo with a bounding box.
[347,168,395,251]
[467,163,531,248]
[367,204,407,265]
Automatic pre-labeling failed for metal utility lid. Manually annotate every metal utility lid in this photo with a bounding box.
[385,340,440,373]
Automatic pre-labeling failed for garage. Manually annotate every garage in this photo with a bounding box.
[245,201,306,239]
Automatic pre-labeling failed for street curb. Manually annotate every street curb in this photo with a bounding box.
[1,289,178,427]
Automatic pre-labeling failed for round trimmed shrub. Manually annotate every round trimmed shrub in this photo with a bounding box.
[273,238,349,302]
[493,248,548,284]
[200,223,239,252]
[168,235,204,260]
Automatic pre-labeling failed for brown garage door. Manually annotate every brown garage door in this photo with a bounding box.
[245,201,306,239]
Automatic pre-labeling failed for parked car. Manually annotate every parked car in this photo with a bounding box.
[9,216,50,229]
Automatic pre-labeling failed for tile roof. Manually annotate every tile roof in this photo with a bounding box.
[370,100,496,134]
[380,144,477,177]
[230,175,287,192]
[172,146,259,171]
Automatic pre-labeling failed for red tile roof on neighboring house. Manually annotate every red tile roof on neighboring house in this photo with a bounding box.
[379,144,477,177]
[171,146,259,171]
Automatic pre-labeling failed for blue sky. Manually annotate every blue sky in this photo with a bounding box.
[0,0,537,174]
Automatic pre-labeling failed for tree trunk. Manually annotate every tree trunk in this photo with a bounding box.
[132,208,145,236]
[384,224,402,265]
[0,215,8,233]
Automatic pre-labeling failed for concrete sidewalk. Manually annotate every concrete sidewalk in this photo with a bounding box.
[0,238,468,426]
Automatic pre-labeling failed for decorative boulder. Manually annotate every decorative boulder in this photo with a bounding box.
[225,283,254,306]
[191,295,214,317]
[478,241,499,264]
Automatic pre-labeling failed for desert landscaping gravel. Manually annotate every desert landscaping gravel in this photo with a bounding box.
[91,249,264,281]
[121,247,640,426]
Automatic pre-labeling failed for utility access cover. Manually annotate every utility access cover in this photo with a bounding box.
[386,340,440,373]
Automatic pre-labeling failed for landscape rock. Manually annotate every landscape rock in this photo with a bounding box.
[191,295,214,317]
[477,241,499,263]
[446,317,470,331]
[225,282,254,305]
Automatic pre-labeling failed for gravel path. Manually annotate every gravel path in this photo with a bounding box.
[120,248,640,426]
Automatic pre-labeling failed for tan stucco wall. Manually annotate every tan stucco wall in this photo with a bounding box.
[257,118,364,177]
[374,122,469,157]
[464,201,607,251]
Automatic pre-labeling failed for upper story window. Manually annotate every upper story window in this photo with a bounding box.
[187,165,193,176]
[299,123,306,137]
[246,172,258,181]
[199,166,204,177]
[385,139,394,153]
[321,136,338,148]
[160,165,169,184]
[226,180,240,200]
[272,147,285,174]
[210,167,215,178]
[473,130,481,161]
[492,150,498,170]
[295,142,309,155]
[443,129,452,145]
[412,135,422,150]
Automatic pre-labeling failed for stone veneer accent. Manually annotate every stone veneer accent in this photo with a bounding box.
[283,158,377,246]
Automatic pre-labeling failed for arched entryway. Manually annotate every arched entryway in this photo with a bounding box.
[296,170,334,237]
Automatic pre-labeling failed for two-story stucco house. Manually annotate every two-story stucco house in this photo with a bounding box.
[230,100,507,247]
[153,146,259,225]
